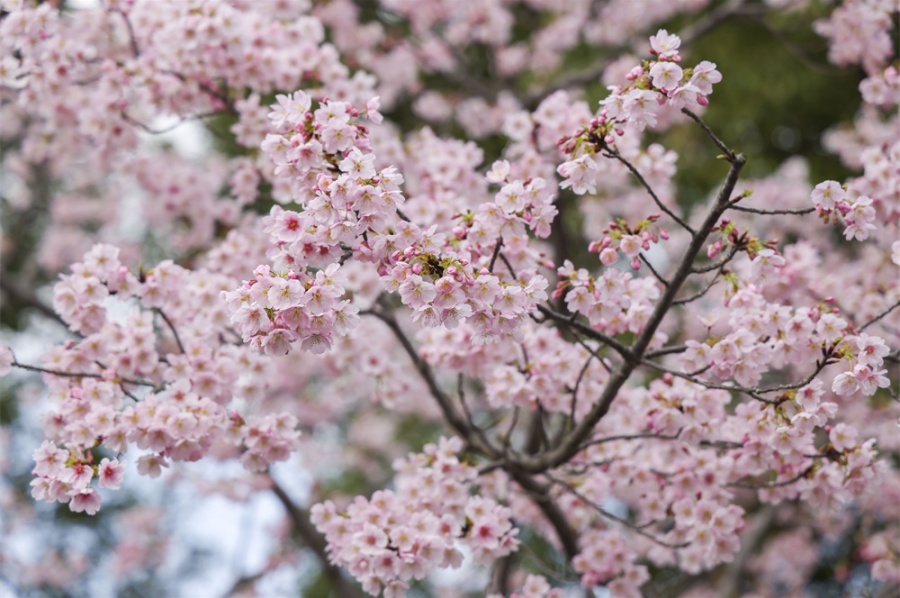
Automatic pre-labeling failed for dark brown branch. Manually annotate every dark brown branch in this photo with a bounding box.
[718,506,775,598]
[0,277,67,326]
[268,477,363,598]
[640,254,671,287]
[154,308,186,354]
[728,205,816,216]
[513,153,746,474]
[681,109,736,160]
[860,299,900,332]
[489,237,504,273]
[363,307,499,458]
[646,344,689,359]
[11,360,156,388]
[510,472,581,560]
[601,145,694,234]
[545,473,688,549]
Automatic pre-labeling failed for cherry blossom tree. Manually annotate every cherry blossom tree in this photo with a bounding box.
[1,0,898,596]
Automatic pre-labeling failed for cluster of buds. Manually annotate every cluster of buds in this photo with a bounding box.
[588,214,669,270]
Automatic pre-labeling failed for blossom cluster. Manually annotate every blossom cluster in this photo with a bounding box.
[557,29,721,195]
[556,260,662,336]
[810,180,878,241]
[31,440,124,516]
[23,244,304,514]
[311,437,518,597]
[1,2,898,596]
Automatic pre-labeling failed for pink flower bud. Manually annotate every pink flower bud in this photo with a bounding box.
[627,65,645,80]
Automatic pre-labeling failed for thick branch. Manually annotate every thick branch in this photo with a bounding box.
[510,471,581,560]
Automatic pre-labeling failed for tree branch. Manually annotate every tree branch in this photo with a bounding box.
[268,477,363,598]
[514,152,746,474]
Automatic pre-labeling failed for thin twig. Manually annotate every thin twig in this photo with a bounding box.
[578,429,682,450]
[154,308,186,354]
[859,299,900,332]
[673,276,720,306]
[11,361,156,388]
[122,111,220,135]
[489,237,504,273]
[602,144,694,234]
[362,306,499,458]
[681,109,735,161]
[727,205,816,216]
[727,465,814,489]
[691,245,739,274]
[640,254,671,287]
[537,305,631,358]
[545,473,688,549]
[0,277,67,326]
